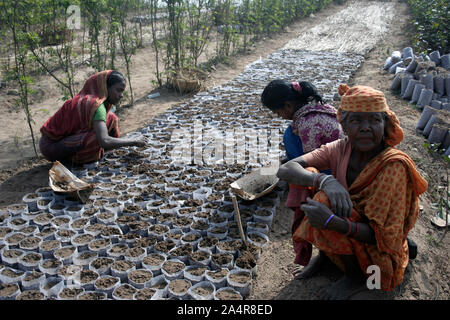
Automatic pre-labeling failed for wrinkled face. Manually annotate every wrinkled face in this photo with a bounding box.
[272,101,297,120]
[107,81,126,105]
[343,112,386,153]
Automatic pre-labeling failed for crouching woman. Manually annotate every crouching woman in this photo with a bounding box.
[39,70,145,165]
[277,84,427,299]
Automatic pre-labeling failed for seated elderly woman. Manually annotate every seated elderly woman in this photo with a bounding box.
[39,70,145,165]
[277,84,427,299]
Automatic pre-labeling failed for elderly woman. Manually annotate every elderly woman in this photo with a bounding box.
[277,84,427,299]
[39,70,145,165]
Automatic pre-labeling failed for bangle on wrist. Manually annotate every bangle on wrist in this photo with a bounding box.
[324,214,335,229]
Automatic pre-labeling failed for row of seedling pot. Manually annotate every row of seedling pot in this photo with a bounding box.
[384,47,450,157]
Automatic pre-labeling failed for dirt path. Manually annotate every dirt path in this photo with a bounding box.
[0,0,448,300]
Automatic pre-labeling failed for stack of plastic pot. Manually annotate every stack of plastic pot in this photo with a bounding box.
[385,47,450,156]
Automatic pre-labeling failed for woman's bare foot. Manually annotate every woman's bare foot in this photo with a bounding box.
[319,275,367,300]
[293,251,329,280]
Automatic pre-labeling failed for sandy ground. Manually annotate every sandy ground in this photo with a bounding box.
[0,0,448,300]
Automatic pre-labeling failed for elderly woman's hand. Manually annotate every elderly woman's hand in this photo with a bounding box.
[319,176,353,218]
[300,197,334,229]
[276,161,303,184]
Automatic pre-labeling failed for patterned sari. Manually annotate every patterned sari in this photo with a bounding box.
[294,146,427,291]
[40,70,119,164]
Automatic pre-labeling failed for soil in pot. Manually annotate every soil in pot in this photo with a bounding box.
[16,290,45,300]
[170,244,193,257]
[199,236,219,248]
[36,227,57,239]
[129,269,153,284]
[169,279,191,294]
[95,276,119,289]
[142,253,165,266]
[40,240,61,251]
[154,240,176,253]
[134,237,157,249]
[212,253,233,265]
[20,236,42,250]
[125,247,145,259]
[192,285,214,297]
[217,240,242,252]
[215,288,242,300]
[0,227,13,239]
[248,233,267,245]
[91,257,115,270]
[59,287,84,299]
[89,239,111,251]
[190,220,209,231]
[0,283,19,298]
[21,252,42,264]
[134,288,156,300]
[57,265,82,278]
[5,233,26,246]
[113,284,137,299]
[235,251,257,270]
[186,266,207,277]
[80,269,99,284]
[77,292,107,300]
[54,246,76,259]
[189,251,210,263]
[112,260,135,272]
[23,270,44,283]
[41,259,62,270]
[109,244,129,256]
[181,233,201,243]
[162,260,185,274]
[73,234,94,245]
[229,271,251,284]
[71,218,89,230]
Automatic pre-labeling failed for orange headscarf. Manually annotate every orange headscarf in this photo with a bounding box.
[337,84,404,146]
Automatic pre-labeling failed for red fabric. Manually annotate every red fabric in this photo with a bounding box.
[40,70,113,140]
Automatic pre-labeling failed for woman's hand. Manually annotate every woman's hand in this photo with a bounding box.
[320,176,353,218]
[300,197,334,229]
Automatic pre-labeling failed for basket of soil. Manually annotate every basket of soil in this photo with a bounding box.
[173,217,193,233]
[0,283,21,300]
[226,269,252,298]
[188,281,216,300]
[19,252,43,271]
[72,251,98,267]
[8,217,29,231]
[112,283,138,300]
[39,259,62,276]
[198,236,219,254]
[71,233,94,252]
[53,246,77,265]
[246,231,269,248]
[77,291,107,300]
[180,231,202,249]
[107,243,129,258]
[216,239,242,256]
[17,235,41,252]
[128,221,150,237]
[16,289,46,300]
[81,207,100,223]
[88,238,112,257]
[183,265,207,284]
[177,207,197,219]
[1,248,25,268]
[21,270,46,290]
[128,269,154,289]
[214,287,243,300]
[76,269,99,291]
[142,253,167,276]
[104,202,124,216]
[168,244,193,264]
[40,276,64,297]
[188,250,211,267]
[89,257,115,276]
[57,287,84,300]
[111,260,136,282]
[134,288,158,300]
[167,278,192,300]
[161,259,186,281]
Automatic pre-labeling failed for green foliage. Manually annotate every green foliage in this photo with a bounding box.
[406,0,449,54]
